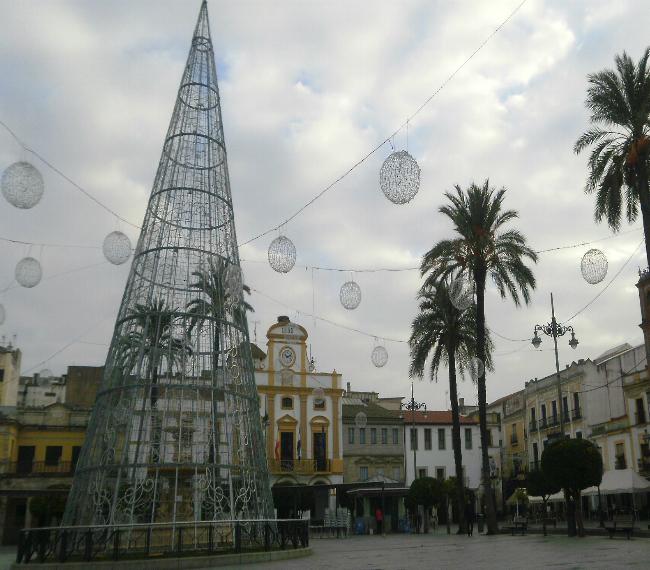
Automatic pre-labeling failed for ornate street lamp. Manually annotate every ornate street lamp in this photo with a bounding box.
[531,293,579,435]
[400,381,427,484]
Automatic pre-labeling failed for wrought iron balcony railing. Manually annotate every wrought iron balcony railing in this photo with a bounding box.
[0,461,75,476]
[268,459,331,475]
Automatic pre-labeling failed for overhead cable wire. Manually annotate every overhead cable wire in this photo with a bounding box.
[0,119,141,230]
[237,0,530,247]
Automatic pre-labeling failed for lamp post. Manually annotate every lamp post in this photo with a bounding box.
[400,381,427,483]
[531,293,579,436]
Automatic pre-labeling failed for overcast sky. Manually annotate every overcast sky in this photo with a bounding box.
[1,0,649,410]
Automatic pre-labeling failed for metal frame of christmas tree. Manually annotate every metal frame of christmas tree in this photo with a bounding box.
[62,1,274,531]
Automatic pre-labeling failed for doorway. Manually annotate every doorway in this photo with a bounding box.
[280,431,294,471]
[313,431,327,471]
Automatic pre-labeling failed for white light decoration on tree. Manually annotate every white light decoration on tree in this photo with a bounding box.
[449,277,473,311]
[581,248,608,285]
[102,231,132,265]
[1,161,44,209]
[268,235,296,273]
[313,386,325,403]
[468,357,484,381]
[371,345,389,368]
[15,257,42,288]
[339,280,362,310]
[379,150,420,204]
[355,411,367,428]
[0,304,5,325]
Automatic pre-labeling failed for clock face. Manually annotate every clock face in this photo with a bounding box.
[279,346,296,368]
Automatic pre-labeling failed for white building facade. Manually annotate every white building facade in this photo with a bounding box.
[403,410,482,490]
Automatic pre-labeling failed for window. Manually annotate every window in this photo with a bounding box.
[45,446,62,466]
[359,466,369,480]
[541,404,547,419]
[532,442,539,469]
[562,396,569,417]
[488,430,494,447]
[417,467,428,479]
[381,428,388,444]
[314,398,325,410]
[615,443,626,469]
[371,428,377,445]
[392,428,399,445]
[0,369,4,382]
[377,467,384,477]
[510,424,518,444]
[576,431,582,439]
[635,398,646,424]
[573,393,580,417]
[424,428,432,450]
[348,427,355,444]
[359,428,366,445]
[72,446,82,470]
[393,467,401,481]
[465,428,473,449]
[530,407,536,422]
[551,400,558,423]
[281,397,293,410]
[438,428,446,450]
[435,467,445,480]
[410,428,418,451]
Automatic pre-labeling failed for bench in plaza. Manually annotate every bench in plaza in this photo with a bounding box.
[506,515,528,535]
[604,514,636,539]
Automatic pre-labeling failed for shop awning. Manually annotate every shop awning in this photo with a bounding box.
[582,469,650,496]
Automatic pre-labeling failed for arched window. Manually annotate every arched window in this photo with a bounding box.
[281,396,293,410]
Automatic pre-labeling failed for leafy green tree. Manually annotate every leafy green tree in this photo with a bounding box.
[409,280,492,533]
[541,439,603,537]
[421,181,537,534]
[527,468,561,536]
[575,48,650,266]
[406,477,445,533]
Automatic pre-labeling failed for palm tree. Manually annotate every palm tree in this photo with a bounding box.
[421,181,537,534]
[575,48,650,266]
[186,257,253,363]
[409,281,492,533]
[116,297,190,407]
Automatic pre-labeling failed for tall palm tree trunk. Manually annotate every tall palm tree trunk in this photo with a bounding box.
[475,268,498,534]
[447,346,466,534]
[636,159,650,268]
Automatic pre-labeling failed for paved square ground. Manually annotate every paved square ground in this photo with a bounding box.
[215,533,649,570]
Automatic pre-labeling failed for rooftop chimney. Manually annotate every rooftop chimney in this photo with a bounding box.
[346,382,351,393]
[277,316,290,323]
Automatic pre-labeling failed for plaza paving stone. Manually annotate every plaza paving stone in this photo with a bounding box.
[214,533,650,570]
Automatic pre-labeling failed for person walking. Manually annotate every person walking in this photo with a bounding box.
[464,499,475,536]
[375,506,384,535]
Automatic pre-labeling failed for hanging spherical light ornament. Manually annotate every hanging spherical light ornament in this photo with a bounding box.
[379,150,420,205]
[468,357,485,381]
[355,411,367,428]
[581,248,608,285]
[103,231,132,265]
[339,280,362,310]
[0,304,5,325]
[268,235,296,273]
[449,277,473,312]
[225,263,243,300]
[371,345,389,368]
[15,257,42,288]
[1,161,44,209]
[313,386,325,403]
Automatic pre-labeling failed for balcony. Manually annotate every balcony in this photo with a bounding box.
[539,418,547,429]
[529,420,538,433]
[0,461,75,477]
[510,434,519,445]
[268,458,331,475]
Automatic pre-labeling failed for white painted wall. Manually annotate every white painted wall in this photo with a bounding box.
[404,423,482,489]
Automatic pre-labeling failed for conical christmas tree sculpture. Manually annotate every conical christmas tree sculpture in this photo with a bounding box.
[63,1,274,527]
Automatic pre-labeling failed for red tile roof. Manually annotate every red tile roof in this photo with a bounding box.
[401,410,478,425]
